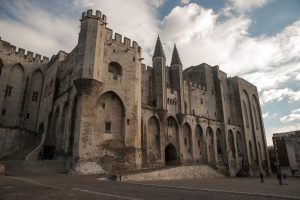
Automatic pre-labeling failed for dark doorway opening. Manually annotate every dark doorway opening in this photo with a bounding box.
[165,143,177,165]
[43,145,55,160]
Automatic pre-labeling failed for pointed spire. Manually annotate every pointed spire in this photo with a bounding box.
[171,44,182,66]
[153,35,165,58]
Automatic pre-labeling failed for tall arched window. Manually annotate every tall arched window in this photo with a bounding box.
[243,101,249,127]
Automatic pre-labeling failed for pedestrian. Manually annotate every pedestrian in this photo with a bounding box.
[277,173,282,185]
[259,171,264,183]
[283,174,288,185]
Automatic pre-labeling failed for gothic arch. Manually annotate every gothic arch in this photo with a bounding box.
[26,69,44,130]
[148,116,160,162]
[216,128,224,156]
[228,130,236,159]
[195,125,206,162]
[96,91,125,139]
[183,122,193,159]
[206,126,215,163]
[166,116,179,153]
[108,62,122,80]
[236,131,243,156]
[2,63,25,126]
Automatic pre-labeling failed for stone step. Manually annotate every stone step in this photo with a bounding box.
[3,160,66,176]
[120,165,224,181]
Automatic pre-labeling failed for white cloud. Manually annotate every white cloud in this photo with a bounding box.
[292,108,300,113]
[0,1,78,57]
[260,88,300,104]
[228,0,269,12]
[262,112,269,118]
[280,114,300,123]
[73,0,159,65]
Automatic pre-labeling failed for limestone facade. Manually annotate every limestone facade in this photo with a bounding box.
[0,9,270,176]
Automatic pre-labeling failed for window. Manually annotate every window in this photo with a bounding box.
[5,85,12,97]
[200,98,203,104]
[105,121,111,132]
[102,103,105,108]
[184,138,187,145]
[32,91,39,102]
[108,62,122,80]
[27,113,30,119]
[2,109,6,115]
[127,119,130,125]
[198,139,200,146]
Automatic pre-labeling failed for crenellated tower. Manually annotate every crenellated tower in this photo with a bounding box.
[76,9,107,87]
[170,44,184,113]
[152,35,167,110]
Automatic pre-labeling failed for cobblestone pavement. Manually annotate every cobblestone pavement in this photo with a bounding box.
[0,175,299,200]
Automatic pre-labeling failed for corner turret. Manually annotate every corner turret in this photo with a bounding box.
[152,35,167,110]
[170,44,182,66]
[170,44,184,113]
[153,35,165,58]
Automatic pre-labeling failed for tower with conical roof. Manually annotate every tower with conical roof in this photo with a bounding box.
[152,35,167,110]
[170,44,184,113]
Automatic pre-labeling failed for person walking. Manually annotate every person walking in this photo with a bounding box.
[259,171,264,183]
[283,174,288,185]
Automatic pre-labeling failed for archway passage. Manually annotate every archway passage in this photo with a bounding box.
[165,143,177,165]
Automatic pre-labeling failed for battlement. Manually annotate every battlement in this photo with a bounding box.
[106,28,140,53]
[0,37,49,64]
[81,9,107,24]
[183,79,206,92]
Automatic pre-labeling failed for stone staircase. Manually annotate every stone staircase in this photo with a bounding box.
[3,160,66,176]
[1,136,40,161]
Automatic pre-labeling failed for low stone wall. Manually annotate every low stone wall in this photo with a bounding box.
[121,165,224,181]
[0,127,37,159]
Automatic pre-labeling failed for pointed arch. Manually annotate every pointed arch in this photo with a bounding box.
[228,130,236,159]
[148,116,160,162]
[195,125,206,162]
[26,69,44,130]
[166,116,179,155]
[183,122,193,160]
[96,91,125,140]
[2,63,25,126]
[206,126,215,163]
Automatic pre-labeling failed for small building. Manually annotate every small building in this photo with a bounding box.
[272,131,300,176]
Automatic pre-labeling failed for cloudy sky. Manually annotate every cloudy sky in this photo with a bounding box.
[0,0,300,145]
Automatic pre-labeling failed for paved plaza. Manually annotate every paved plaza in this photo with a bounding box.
[0,174,299,200]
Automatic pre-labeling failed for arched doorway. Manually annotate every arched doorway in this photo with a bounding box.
[228,130,236,159]
[206,127,215,163]
[166,116,179,148]
[165,143,177,165]
[183,123,193,161]
[195,125,206,162]
[148,116,160,162]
